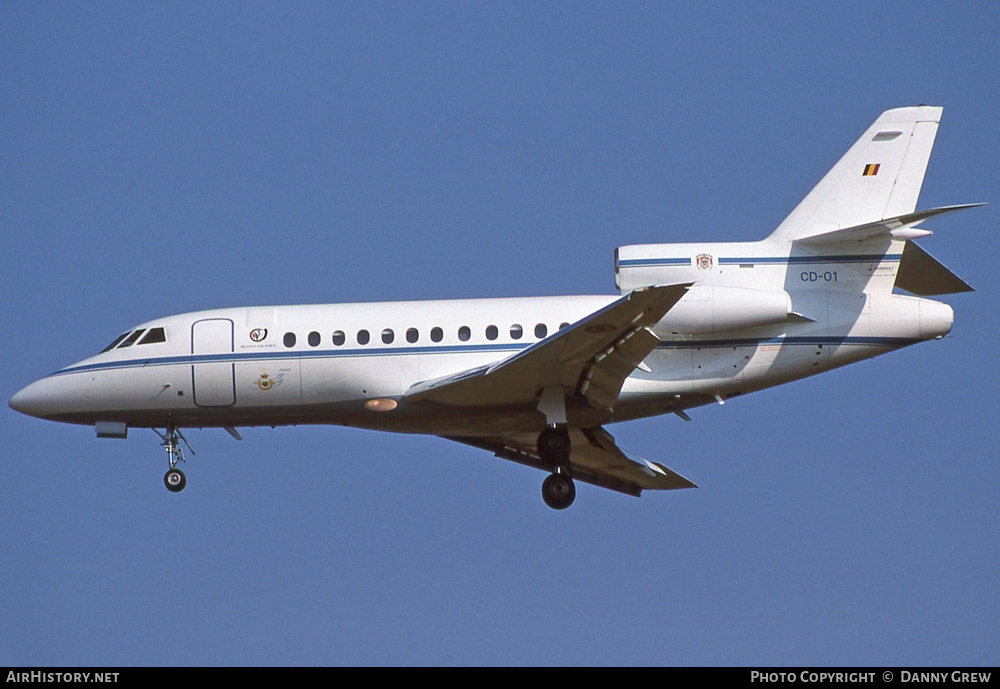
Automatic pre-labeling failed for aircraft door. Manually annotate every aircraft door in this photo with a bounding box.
[191,318,236,407]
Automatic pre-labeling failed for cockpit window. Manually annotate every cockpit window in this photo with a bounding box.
[101,332,132,353]
[137,327,166,345]
[117,329,146,349]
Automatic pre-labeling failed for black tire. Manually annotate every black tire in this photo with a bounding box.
[537,426,571,463]
[164,468,186,493]
[541,473,576,510]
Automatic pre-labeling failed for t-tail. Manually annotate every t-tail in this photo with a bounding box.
[765,105,980,299]
[614,106,979,388]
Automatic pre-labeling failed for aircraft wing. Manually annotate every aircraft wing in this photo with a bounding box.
[405,283,691,411]
[445,426,696,497]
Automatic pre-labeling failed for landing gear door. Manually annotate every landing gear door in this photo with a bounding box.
[191,318,236,407]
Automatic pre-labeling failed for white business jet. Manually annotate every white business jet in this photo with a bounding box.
[9,106,978,509]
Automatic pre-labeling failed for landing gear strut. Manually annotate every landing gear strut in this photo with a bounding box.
[537,425,576,510]
[154,426,192,493]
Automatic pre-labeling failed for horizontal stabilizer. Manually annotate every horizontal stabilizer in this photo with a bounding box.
[894,241,974,295]
[794,203,985,246]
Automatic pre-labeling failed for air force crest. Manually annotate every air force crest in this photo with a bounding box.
[696,253,714,270]
[255,370,286,391]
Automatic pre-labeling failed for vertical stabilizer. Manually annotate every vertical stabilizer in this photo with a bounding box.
[769,106,942,243]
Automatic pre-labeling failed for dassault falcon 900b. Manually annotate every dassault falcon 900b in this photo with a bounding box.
[10,106,979,509]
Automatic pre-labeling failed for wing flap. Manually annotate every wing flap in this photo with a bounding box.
[444,425,696,496]
[574,427,697,490]
[578,326,660,410]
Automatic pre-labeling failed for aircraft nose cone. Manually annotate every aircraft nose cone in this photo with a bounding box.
[9,377,62,420]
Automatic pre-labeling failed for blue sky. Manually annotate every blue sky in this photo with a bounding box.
[2,2,997,666]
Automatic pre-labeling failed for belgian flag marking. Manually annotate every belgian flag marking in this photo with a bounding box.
[863,163,881,176]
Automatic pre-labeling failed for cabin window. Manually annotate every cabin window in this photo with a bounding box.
[382,329,394,344]
[535,323,548,339]
[308,331,321,347]
[101,332,132,353]
[406,328,419,344]
[485,325,498,341]
[283,332,296,348]
[430,327,443,343]
[458,326,471,342]
[137,327,166,345]
[559,322,569,331]
[118,329,146,349]
[357,329,370,345]
[510,324,523,340]
[332,330,346,346]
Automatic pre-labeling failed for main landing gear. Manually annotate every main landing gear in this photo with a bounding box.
[537,425,575,510]
[154,426,192,493]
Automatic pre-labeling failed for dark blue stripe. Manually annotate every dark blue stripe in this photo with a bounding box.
[617,258,691,267]
[54,342,527,376]
[53,342,533,375]
[54,336,918,377]
[618,254,902,267]
[656,336,918,349]
[719,254,902,265]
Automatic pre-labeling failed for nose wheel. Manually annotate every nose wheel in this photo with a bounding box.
[154,426,193,493]
[164,467,186,492]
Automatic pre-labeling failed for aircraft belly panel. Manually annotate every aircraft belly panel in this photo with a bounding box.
[740,341,831,389]
[691,344,743,382]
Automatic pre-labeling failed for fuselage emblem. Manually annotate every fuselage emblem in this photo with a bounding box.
[696,253,714,270]
[250,328,268,342]
[254,368,286,392]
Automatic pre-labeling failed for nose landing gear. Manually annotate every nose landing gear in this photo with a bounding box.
[154,426,193,493]
[164,467,186,492]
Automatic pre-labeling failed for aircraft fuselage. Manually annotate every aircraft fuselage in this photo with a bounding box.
[10,287,952,435]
